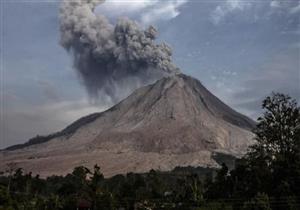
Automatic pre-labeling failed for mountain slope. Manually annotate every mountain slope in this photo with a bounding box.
[0,74,255,177]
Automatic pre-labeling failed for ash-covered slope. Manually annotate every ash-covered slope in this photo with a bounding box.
[0,74,255,177]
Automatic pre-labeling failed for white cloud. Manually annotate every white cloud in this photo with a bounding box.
[211,0,300,24]
[95,0,188,24]
[290,2,300,14]
[269,1,300,15]
[96,0,158,14]
[211,0,251,24]
[211,6,226,25]
[270,1,280,8]
[141,0,187,24]
[226,0,246,10]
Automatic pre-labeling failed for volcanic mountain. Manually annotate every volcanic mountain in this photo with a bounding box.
[0,74,255,177]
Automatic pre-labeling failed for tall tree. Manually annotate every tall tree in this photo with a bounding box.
[251,92,300,158]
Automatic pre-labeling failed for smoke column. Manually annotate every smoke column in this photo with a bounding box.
[59,0,179,102]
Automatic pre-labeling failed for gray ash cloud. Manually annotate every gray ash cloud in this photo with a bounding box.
[59,0,179,102]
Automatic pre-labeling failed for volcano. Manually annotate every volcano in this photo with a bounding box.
[0,74,255,177]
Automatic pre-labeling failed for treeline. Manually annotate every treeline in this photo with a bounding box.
[0,93,299,210]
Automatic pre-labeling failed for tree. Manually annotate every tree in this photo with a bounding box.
[206,163,231,199]
[227,93,300,208]
[242,192,271,210]
[89,165,107,210]
[252,93,300,197]
[251,92,300,158]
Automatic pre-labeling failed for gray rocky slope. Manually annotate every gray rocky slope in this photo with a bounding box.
[0,74,255,177]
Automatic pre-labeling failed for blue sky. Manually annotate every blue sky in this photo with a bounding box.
[1,0,299,148]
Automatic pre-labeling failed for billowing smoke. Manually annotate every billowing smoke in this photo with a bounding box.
[59,0,179,102]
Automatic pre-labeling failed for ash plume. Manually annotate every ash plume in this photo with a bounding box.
[59,0,179,102]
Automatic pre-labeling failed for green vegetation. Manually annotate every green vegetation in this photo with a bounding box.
[1,93,299,210]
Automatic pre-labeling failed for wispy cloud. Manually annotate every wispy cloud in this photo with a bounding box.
[290,2,300,14]
[211,0,300,25]
[141,0,187,24]
[210,0,251,24]
[95,0,188,24]
[269,0,300,15]
[270,1,281,9]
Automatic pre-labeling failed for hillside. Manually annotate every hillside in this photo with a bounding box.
[0,74,255,177]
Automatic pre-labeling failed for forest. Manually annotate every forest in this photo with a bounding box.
[0,93,299,210]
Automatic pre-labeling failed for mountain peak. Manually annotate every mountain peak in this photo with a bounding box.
[124,73,255,131]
